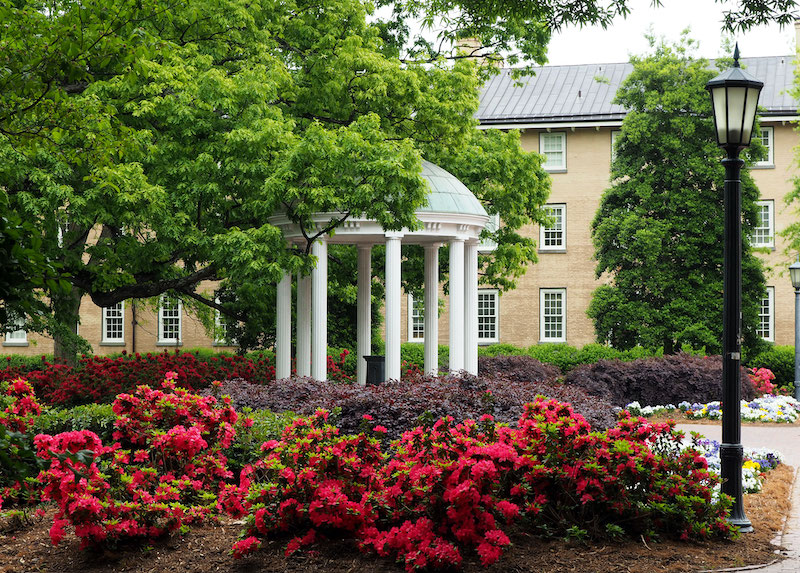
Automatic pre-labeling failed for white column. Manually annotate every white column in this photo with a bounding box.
[424,243,440,375]
[296,273,311,377]
[357,244,372,386]
[276,271,292,380]
[311,237,328,381]
[464,240,479,375]
[449,237,465,372]
[385,233,403,381]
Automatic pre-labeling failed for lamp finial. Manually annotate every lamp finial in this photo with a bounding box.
[733,43,740,67]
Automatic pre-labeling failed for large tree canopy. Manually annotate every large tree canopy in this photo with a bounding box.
[0,0,791,355]
[589,37,768,355]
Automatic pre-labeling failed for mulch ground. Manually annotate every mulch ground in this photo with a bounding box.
[0,463,794,573]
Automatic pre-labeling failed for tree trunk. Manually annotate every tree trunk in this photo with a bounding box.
[52,285,83,366]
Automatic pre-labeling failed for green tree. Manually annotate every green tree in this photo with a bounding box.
[588,37,768,355]
[1,1,790,357]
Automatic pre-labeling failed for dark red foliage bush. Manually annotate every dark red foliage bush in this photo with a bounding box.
[0,351,275,406]
[210,372,617,438]
[562,354,756,407]
[478,355,561,382]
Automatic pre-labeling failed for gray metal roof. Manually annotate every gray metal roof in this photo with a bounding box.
[418,160,488,217]
[477,56,797,125]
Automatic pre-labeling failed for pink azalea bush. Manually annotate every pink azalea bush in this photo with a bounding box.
[229,399,734,571]
[0,378,44,508]
[34,372,245,549]
[749,367,778,396]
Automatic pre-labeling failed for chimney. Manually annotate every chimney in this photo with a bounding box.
[455,37,502,67]
[795,18,800,53]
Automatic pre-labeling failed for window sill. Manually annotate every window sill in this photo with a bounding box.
[213,341,239,347]
[157,341,183,347]
[539,248,567,254]
[751,163,775,170]
[478,340,499,345]
[100,341,126,347]
[2,341,29,347]
[539,339,566,344]
[751,244,775,251]
[543,168,567,174]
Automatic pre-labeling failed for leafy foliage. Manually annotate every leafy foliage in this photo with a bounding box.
[229,403,735,569]
[563,355,757,408]
[590,36,767,355]
[205,370,617,438]
[746,346,796,392]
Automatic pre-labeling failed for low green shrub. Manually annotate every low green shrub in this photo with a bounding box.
[32,403,117,443]
[747,346,794,392]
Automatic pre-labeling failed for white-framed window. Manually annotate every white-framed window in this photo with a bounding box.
[752,200,774,248]
[754,126,774,167]
[101,301,125,344]
[540,288,566,343]
[158,294,182,344]
[757,286,775,342]
[539,132,566,171]
[214,296,235,345]
[611,130,621,162]
[3,315,27,346]
[478,213,500,252]
[539,204,566,251]
[478,290,499,343]
[407,294,425,342]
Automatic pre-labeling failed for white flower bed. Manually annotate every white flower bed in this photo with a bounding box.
[626,395,800,424]
[687,438,784,494]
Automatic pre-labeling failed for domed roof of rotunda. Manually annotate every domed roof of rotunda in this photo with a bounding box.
[417,161,488,218]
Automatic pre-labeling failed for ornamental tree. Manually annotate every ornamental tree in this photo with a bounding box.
[589,36,767,355]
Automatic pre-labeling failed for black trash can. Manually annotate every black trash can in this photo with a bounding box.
[363,355,385,385]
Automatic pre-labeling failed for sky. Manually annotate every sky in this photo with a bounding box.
[545,0,797,65]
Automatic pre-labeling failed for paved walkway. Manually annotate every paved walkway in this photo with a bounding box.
[677,423,800,572]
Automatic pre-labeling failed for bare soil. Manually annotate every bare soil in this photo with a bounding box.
[0,464,793,573]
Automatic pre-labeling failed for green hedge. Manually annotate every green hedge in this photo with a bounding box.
[746,345,795,390]
[32,403,118,443]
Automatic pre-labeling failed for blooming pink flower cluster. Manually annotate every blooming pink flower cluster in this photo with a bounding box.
[227,398,733,571]
[749,367,778,395]
[0,378,42,433]
[34,373,242,549]
[0,378,44,508]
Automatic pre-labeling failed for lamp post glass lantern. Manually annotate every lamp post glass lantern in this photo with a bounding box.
[706,44,763,533]
[791,260,800,402]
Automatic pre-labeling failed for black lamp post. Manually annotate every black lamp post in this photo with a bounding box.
[790,260,800,401]
[705,45,763,533]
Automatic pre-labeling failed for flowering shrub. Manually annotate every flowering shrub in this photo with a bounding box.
[749,368,778,396]
[35,373,242,549]
[326,349,353,383]
[1,351,276,406]
[229,399,734,570]
[0,378,44,509]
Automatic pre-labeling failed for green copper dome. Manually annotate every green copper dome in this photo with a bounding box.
[418,161,488,217]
